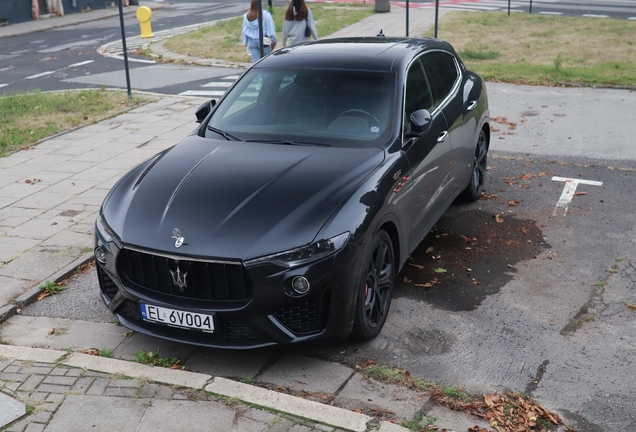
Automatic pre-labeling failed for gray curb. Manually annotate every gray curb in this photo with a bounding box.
[0,345,409,432]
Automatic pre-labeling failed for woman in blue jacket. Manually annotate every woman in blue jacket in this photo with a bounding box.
[242,0,277,62]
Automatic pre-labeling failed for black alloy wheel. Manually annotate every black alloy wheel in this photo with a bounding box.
[352,230,395,340]
[461,128,488,202]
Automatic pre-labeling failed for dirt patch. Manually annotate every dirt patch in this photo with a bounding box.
[395,208,548,311]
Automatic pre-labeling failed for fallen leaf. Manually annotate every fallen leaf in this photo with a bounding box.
[508,200,519,206]
[352,408,363,413]
[48,328,55,335]
[403,276,412,283]
[573,191,587,196]
[494,214,504,223]
[626,304,636,310]
[37,292,50,301]
[434,268,447,273]
[409,263,425,269]
[425,246,434,254]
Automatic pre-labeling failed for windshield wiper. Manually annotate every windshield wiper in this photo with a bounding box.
[207,126,241,141]
[246,139,330,147]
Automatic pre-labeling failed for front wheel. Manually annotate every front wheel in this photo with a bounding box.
[351,230,395,340]
[460,128,488,202]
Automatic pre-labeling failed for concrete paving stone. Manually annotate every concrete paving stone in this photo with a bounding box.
[43,375,77,386]
[0,315,75,348]
[27,410,53,423]
[23,154,73,168]
[153,384,176,399]
[0,164,50,180]
[288,425,313,432]
[257,353,354,394]
[422,401,491,432]
[86,378,108,395]
[3,380,21,393]
[2,364,22,373]
[46,393,65,403]
[117,147,168,163]
[17,375,44,391]
[0,358,13,370]
[264,418,296,432]
[33,383,70,394]
[40,230,93,249]
[142,137,181,150]
[42,178,100,195]
[23,423,45,432]
[0,277,37,306]
[137,382,159,398]
[11,191,74,211]
[232,415,272,432]
[113,332,198,364]
[0,390,26,427]
[21,171,76,188]
[23,365,54,375]
[334,373,428,424]
[103,386,139,397]
[0,372,29,382]
[112,133,161,146]
[0,247,78,281]
[43,160,98,174]
[19,391,48,403]
[62,367,80,376]
[137,398,236,432]
[0,174,21,188]
[0,237,41,263]
[108,377,141,388]
[7,217,75,240]
[185,346,273,379]
[44,394,150,432]
[0,181,48,199]
[72,376,95,392]
[243,406,277,424]
[67,220,96,235]
[69,165,127,183]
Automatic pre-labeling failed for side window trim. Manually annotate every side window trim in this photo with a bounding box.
[421,49,463,111]
[402,55,436,142]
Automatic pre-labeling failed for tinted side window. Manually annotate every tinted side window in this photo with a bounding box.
[422,51,459,107]
[404,58,434,130]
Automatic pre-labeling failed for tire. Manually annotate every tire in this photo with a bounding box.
[460,128,488,202]
[351,230,395,340]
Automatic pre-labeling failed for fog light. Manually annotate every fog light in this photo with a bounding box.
[95,247,107,264]
[291,276,310,295]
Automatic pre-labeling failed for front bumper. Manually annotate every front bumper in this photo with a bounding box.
[95,232,360,349]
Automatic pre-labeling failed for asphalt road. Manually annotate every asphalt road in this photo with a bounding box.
[20,117,636,432]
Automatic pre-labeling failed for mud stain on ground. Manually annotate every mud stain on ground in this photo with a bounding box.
[395,208,548,311]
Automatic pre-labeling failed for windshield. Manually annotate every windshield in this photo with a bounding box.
[206,68,396,148]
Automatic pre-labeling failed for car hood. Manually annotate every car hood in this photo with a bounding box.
[102,135,384,260]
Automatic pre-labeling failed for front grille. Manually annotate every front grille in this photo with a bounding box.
[117,248,252,301]
[274,299,323,335]
[119,299,266,341]
[98,265,118,301]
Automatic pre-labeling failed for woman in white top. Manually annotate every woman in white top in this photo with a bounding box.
[242,0,277,62]
[281,0,318,48]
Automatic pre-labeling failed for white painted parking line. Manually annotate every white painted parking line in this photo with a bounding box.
[539,11,563,15]
[224,75,240,80]
[629,17,636,21]
[25,71,55,79]
[69,60,95,67]
[551,176,603,217]
[179,90,225,97]
[0,84,8,88]
[582,14,609,18]
[202,81,232,87]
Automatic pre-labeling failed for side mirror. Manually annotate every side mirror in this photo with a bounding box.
[408,109,432,136]
[195,99,216,123]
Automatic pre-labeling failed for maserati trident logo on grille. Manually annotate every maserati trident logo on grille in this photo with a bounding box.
[170,265,188,291]
[172,228,185,248]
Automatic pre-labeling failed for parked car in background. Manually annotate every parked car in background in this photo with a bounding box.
[94,37,490,349]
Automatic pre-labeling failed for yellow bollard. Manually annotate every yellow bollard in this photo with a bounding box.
[136,6,154,38]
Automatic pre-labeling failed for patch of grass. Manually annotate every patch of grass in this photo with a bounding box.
[163,4,374,63]
[425,11,636,87]
[52,327,69,336]
[442,386,470,400]
[583,315,595,322]
[240,375,254,384]
[0,89,147,156]
[0,338,11,345]
[133,348,184,369]
[402,413,437,431]
[616,257,625,262]
[608,268,619,274]
[99,348,114,358]
[25,405,35,415]
[593,281,605,287]
[39,280,67,295]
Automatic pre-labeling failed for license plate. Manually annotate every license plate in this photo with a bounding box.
[140,303,215,333]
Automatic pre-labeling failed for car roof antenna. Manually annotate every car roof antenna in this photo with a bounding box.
[376,29,385,37]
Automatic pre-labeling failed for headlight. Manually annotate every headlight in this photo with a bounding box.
[95,213,119,244]
[246,232,350,268]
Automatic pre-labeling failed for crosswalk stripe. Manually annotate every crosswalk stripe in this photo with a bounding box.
[539,11,563,15]
[582,14,609,18]
[440,4,501,10]
[223,76,240,80]
[179,90,226,97]
[203,81,233,88]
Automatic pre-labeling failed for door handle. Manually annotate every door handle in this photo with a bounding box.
[466,100,478,111]
[437,131,448,143]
